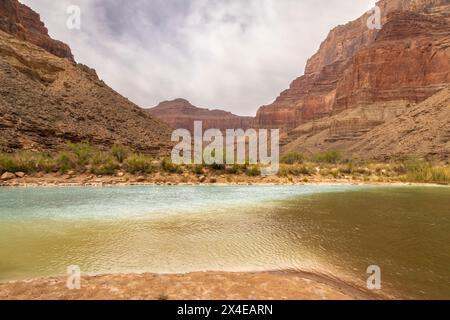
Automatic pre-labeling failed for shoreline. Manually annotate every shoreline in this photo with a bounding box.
[0,270,387,300]
[1,172,448,188]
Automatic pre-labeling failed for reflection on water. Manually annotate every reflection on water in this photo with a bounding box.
[0,185,449,299]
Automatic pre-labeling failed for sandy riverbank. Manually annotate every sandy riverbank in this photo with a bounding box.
[0,270,385,300]
[0,171,443,187]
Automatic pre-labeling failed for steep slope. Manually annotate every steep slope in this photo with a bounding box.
[350,87,450,160]
[0,0,74,61]
[148,98,254,132]
[0,31,172,154]
[282,86,450,160]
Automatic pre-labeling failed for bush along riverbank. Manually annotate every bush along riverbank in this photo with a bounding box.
[0,143,449,186]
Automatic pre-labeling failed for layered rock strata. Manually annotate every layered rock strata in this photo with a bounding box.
[148,98,255,132]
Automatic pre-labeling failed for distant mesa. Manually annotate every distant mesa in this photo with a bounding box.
[147,99,255,132]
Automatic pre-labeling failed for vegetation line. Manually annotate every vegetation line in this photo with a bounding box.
[0,143,449,185]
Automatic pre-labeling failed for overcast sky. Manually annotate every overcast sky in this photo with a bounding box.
[22,0,377,116]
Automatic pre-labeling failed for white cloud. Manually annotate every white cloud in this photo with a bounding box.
[21,0,377,116]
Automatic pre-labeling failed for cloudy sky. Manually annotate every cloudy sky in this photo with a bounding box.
[23,0,376,116]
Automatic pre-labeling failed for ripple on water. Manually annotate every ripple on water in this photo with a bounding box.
[0,185,449,299]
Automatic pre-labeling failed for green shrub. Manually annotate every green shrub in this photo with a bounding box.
[278,165,289,177]
[91,153,119,175]
[56,151,77,173]
[35,156,58,173]
[0,154,19,173]
[0,152,53,174]
[124,154,154,174]
[204,150,225,170]
[226,163,241,174]
[0,153,21,173]
[208,163,225,171]
[66,142,92,168]
[339,163,354,175]
[246,165,261,176]
[192,164,205,175]
[313,151,342,164]
[288,164,313,176]
[281,152,305,165]
[110,144,129,163]
[161,157,183,174]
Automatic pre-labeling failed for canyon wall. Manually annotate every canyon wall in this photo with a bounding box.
[0,0,74,61]
[255,0,450,132]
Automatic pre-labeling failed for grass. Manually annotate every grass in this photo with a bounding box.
[402,160,450,184]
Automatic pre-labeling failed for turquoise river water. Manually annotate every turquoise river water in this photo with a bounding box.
[0,185,449,299]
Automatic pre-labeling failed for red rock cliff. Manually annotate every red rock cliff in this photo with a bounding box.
[255,0,450,131]
[147,99,255,133]
[0,0,74,62]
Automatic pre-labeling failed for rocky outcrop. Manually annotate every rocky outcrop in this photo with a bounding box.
[256,0,450,132]
[147,99,255,132]
[0,30,172,154]
[0,0,74,61]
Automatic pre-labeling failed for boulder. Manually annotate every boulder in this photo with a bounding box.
[1,172,16,180]
[14,172,25,178]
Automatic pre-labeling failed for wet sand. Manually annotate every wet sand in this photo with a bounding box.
[0,270,383,300]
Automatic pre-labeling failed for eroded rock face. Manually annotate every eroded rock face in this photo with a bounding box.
[0,30,173,154]
[0,0,74,61]
[255,0,450,132]
[0,1,173,154]
[147,99,255,133]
